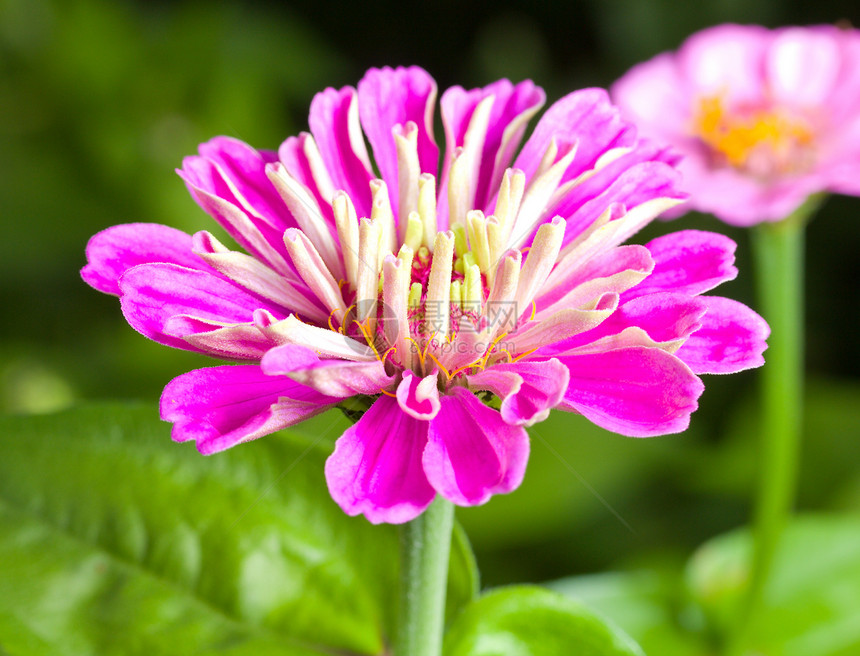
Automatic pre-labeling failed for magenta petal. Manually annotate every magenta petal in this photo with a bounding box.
[262,343,394,397]
[538,244,654,312]
[82,223,202,296]
[196,136,287,231]
[358,66,439,214]
[595,293,707,343]
[514,87,636,185]
[161,365,338,454]
[675,296,770,374]
[423,387,530,506]
[167,317,277,360]
[468,359,569,427]
[544,292,707,356]
[277,133,338,226]
[179,138,296,269]
[555,156,685,248]
[118,263,278,351]
[558,347,705,437]
[259,343,320,372]
[179,165,292,272]
[309,86,374,217]
[626,230,738,299]
[396,371,441,420]
[441,79,545,209]
[325,396,436,524]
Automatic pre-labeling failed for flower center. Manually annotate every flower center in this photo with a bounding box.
[327,161,555,385]
[694,95,815,178]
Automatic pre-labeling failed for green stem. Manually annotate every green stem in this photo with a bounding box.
[394,496,455,656]
[729,195,823,654]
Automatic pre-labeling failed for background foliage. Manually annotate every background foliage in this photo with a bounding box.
[1,0,859,653]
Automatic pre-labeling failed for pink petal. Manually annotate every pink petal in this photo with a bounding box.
[396,371,442,420]
[677,24,771,105]
[196,137,287,231]
[118,263,279,352]
[468,359,569,427]
[276,133,339,231]
[558,347,705,437]
[824,27,860,123]
[767,27,840,107]
[610,52,689,141]
[168,318,276,360]
[513,87,637,186]
[358,66,440,216]
[441,79,545,210]
[161,365,338,454]
[309,86,374,217]
[554,156,685,248]
[549,293,707,355]
[539,244,654,313]
[600,293,707,343]
[423,387,530,506]
[253,312,378,362]
[191,230,327,323]
[261,343,394,397]
[81,223,202,296]
[325,395,436,524]
[675,296,770,374]
[625,229,738,299]
[674,149,822,226]
[179,164,292,272]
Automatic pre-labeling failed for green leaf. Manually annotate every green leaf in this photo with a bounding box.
[550,570,707,656]
[0,403,477,655]
[443,585,644,656]
[688,514,860,656]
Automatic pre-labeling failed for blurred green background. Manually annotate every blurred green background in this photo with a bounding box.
[2,0,859,590]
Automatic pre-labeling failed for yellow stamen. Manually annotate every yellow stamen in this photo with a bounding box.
[381,345,397,367]
[478,331,511,369]
[423,349,452,381]
[406,336,426,368]
[511,347,539,363]
[449,356,485,378]
[339,304,357,334]
[327,308,341,333]
[694,95,813,172]
[353,319,381,360]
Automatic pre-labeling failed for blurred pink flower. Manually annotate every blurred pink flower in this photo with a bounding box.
[82,66,767,523]
[612,24,860,225]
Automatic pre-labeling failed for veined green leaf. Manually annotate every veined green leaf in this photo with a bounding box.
[0,403,477,655]
[443,585,644,656]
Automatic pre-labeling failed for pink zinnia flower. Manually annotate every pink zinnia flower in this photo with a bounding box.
[82,66,768,523]
[612,24,860,225]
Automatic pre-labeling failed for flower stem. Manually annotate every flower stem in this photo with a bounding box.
[729,195,822,654]
[394,496,455,656]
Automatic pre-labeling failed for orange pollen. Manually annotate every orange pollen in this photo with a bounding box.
[694,95,814,173]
